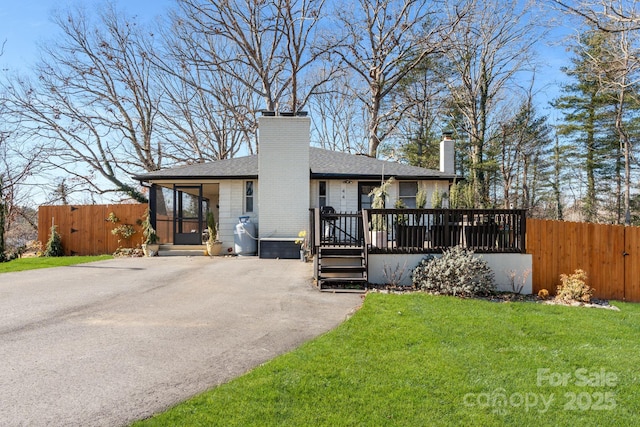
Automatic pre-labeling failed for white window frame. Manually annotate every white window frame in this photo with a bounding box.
[319,181,327,208]
[399,181,418,208]
[245,180,254,213]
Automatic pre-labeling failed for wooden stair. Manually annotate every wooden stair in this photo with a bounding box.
[317,246,367,292]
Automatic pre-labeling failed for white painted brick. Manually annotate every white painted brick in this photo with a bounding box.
[258,116,310,237]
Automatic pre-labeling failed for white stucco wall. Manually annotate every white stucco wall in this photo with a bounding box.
[368,253,533,294]
[258,116,310,238]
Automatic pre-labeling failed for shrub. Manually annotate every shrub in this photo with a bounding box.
[411,246,495,297]
[556,269,593,303]
[43,225,64,257]
[141,208,159,245]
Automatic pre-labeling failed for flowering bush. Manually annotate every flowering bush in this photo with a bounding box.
[411,246,495,297]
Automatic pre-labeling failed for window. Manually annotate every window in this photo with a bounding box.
[319,181,327,207]
[359,182,378,211]
[399,181,418,208]
[245,181,254,213]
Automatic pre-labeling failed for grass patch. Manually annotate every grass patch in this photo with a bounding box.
[134,294,640,426]
[0,255,113,273]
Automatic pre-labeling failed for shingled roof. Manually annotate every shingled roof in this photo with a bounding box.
[134,147,456,181]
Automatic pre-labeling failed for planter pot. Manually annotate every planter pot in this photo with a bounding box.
[371,230,388,248]
[142,243,160,257]
[206,241,223,256]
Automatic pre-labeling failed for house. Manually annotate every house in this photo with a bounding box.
[135,113,532,293]
[134,113,457,257]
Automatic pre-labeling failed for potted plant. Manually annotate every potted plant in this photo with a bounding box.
[368,178,394,248]
[416,186,427,210]
[206,211,223,256]
[141,208,160,256]
[295,230,309,262]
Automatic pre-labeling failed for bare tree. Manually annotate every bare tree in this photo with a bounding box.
[157,62,261,160]
[310,72,368,153]
[497,85,552,210]
[1,47,43,258]
[603,27,640,225]
[168,0,329,114]
[553,0,640,33]
[2,4,163,202]
[327,0,462,158]
[0,122,44,259]
[442,0,541,207]
[393,56,448,168]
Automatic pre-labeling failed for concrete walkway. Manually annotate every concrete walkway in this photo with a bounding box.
[0,256,362,426]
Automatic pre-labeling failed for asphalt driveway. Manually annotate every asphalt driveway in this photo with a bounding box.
[0,256,362,426]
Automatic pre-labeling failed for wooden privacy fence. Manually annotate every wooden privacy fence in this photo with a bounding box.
[526,219,640,302]
[38,204,148,256]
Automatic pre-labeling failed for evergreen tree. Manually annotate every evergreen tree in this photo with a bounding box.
[392,54,447,170]
[43,225,64,257]
[552,29,615,222]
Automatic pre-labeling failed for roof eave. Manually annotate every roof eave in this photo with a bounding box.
[310,172,458,181]
[134,174,259,182]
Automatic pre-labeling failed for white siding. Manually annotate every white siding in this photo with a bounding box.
[309,179,453,214]
[425,180,452,208]
[342,181,359,212]
[218,179,259,253]
[309,179,351,212]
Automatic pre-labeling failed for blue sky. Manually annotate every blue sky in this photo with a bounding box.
[1,0,577,204]
[1,0,172,69]
[1,1,575,114]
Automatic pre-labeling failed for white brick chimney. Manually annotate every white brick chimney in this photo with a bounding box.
[440,132,455,174]
[258,115,310,239]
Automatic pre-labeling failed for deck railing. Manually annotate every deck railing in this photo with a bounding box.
[310,208,527,255]
[310,208,364,253]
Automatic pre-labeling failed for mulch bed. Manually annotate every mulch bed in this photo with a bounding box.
[366,285,619,310]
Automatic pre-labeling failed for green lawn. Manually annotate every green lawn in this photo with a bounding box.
[134,293,640,426]
[0,255,113,273]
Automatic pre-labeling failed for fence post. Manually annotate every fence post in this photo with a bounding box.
[519,209,527,253]
[314,208,320,252]
[362,210,370,247]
